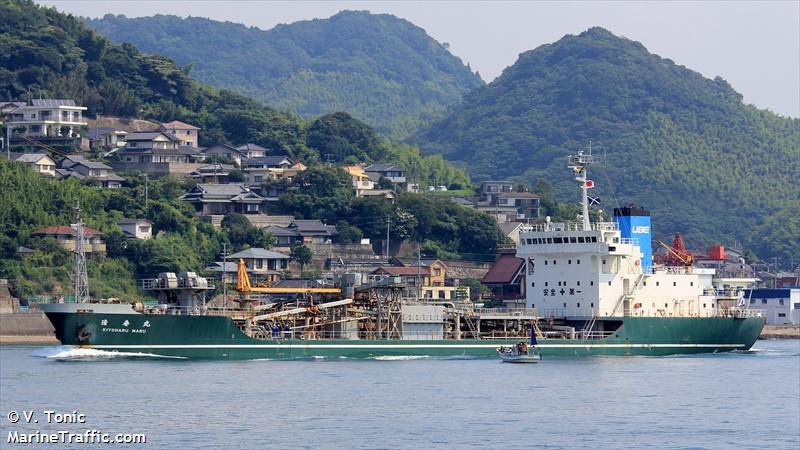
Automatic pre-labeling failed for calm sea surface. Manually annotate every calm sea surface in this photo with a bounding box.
[1,340,798,449]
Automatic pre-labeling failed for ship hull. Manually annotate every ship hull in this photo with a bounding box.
[41,310,765,360]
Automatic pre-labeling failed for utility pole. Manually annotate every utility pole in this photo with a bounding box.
[222,242,228,312]
[144,173,149,209]
[417,246,422,300]
[72,203,89,303]
[385,216,390,258]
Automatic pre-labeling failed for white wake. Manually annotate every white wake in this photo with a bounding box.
[31,346,186,360]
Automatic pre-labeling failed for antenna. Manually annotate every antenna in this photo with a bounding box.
[73,202,90,303]
[567,141,604,231]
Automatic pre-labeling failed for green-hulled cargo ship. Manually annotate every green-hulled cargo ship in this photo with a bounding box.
[39,151,765,359]
[39,302,764,359]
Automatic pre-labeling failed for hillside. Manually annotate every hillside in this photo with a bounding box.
[415,28,800,264]
[88,11,484,138]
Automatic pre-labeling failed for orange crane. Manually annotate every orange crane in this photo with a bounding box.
[235,259,341,294]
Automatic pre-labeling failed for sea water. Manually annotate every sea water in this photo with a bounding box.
[1,340,798,449]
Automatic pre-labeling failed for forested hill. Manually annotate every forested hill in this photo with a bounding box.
[415,27,800,264]
[88,11,484,138]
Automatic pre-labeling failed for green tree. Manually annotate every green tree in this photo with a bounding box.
[290,242,313,275]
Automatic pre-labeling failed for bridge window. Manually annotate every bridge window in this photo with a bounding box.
[547,238,553,244]
[578,237,585,243]
[570,237,577,243]
[779,299,784,305]
[590,237,597,242]
[761,299,767,304]
[554,237,563,243]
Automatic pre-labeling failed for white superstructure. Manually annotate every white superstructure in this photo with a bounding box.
[516,148,719,319]
[517,221,715,318]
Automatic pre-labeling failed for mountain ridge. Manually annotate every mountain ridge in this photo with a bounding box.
[415,27,799,264]
[88,10,484,138]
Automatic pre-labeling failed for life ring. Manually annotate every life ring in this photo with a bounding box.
[656,309,666,317]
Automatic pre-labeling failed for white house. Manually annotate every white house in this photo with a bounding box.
[117,218,153,240]
[746,288,800,325]
[4,99,87,149]
[11,153,57,177]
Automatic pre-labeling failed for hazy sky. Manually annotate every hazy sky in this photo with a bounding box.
[40,1,800,117]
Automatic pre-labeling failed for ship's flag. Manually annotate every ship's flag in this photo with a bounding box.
[588,196,601,206]
[585,180,595,188]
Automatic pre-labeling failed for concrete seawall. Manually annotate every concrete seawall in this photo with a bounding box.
[0,313,59,345]
[759,325,800,339]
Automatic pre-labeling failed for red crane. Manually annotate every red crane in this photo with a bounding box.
[658,233,694,266]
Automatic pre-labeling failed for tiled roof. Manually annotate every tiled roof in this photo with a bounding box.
[33,225,103,237]
[125,131,181,142]
[243,156,293,167]
[481,253,525,284]
[364,163,403,172]
[261,225,299,237]
[160,120,200,130]
[497,192,540,199]
[372,266,429,276]
[118,218,152,225]
[228,248,290,260]
[16,153,52,164]
[31,99,76,107]
[236,143,268,152]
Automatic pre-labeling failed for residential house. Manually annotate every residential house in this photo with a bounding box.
[88,127,127,149]
[3,99,87,150]
[117,219,153,240]
[744,288,800,325]
[341,165,375,196]
[499,222,523,245]
[242,155,294,184]
[370,260,467,300]
[261,225,300,247]
[180,183,266,216]
[191,163,237,184]
[33,225,106,256]
[287,220,337,245]
[364,163,406,188]
[481,249,526,307]
[159,120,200,148]
[61,155,125,188]
[227,247,292,283]
[497,192,540,221]
[203,261,238,284]
[204,144,246,167]
[236,143,268,159]
[261,219,338,248]
[113,131,205,177]
[479,181,515,204]
[7,153,57,177]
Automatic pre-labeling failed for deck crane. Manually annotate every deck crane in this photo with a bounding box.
[657,233,693,266]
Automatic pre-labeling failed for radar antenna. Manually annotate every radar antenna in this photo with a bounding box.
[567,141,604,231]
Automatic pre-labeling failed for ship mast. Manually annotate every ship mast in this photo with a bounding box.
[568,142,603,231]
[73,203,90,303]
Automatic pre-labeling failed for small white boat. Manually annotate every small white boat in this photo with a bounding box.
[497,343,541,363]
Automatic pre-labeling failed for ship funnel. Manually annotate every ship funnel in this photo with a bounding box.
[614,206,652,273]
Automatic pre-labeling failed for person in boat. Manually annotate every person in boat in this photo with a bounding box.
[519,342,528,354]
